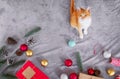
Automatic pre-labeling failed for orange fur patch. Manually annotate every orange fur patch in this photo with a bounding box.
[70,0,91,29]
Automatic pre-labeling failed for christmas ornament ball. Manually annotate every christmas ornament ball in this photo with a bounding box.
[64,59,73,67]
[87,68,95,75]
[16,50,23,56]
[41,59,48,67]
[103,51,111,59]
[60,73,68,79]
[68,40,76,47]
[69,73,78,79]
[25,50,33,57]
[115,75,120,79]
[94,69,101,76]
[107,68,115,76]
[20,44,28,51]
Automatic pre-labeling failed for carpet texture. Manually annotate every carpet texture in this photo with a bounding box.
[0,0,120,79]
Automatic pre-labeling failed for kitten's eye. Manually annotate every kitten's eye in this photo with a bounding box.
[81,14,86,17]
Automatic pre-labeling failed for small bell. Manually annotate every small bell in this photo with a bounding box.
[7,37,17,45]
[40,59,48,67]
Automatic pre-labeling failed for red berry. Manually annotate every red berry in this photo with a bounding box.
[87,68,95,75]
[64,59,73,67]
[20,44,28,51]
[69,73,78,79]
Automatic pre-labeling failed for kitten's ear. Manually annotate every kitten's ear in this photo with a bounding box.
[87,7,91,12]
[80,8,84,11]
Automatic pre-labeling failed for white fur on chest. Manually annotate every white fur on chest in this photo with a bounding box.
[79,17,92,28]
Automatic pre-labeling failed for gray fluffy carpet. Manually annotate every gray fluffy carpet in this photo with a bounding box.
[0,0,120,79]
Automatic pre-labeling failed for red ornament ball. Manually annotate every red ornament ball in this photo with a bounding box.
[20,44,28,51]
[69,73,78,79]
[115,75,120,79]
[87,68,95,75]
[64,59,73,67]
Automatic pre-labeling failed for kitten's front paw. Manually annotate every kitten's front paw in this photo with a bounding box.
[80,35,83,39]
[84,31,88,35]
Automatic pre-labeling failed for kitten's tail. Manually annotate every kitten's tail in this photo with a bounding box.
[70,0,75,15]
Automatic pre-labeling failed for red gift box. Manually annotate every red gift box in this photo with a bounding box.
[16,60,49,79]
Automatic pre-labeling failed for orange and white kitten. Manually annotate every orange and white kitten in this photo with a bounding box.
[70,0,92,39]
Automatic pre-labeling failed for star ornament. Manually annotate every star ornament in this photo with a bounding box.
[16,60,49,79]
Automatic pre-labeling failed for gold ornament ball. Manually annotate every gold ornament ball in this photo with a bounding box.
[41,59,48,67]
[26,50,33,57]
[107,68,115,76]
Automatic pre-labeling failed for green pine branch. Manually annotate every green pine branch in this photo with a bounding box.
[0,46,6,56]
[5,60,26,71]
[8,60,25,68]
[0,59,7,68]
[0,60,25,78]
[76,52,83,72]
[1,73,17,79]
[24,27,41,37]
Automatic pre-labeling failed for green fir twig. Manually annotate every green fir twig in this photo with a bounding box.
[76,52,83,72]
[5,60,26,71]
[24,27,41,37]
[0,59,7,68]
[7,60,25,68]
[1,73,17,79]
[0,46,6,56]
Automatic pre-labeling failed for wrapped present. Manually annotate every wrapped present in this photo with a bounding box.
[16,60,49,79]
[79,73,104,79]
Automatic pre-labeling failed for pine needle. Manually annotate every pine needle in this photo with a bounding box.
[0,46,6,56]
[76,52,83,72]
[7,60,25,68]
[1,73,17,79]
[24,27,41,37]
[0,59,7,68]
[4,60,26,71]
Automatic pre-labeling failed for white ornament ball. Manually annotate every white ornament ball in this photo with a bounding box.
[60,73,68,79]
[103,51,111,59]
